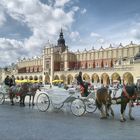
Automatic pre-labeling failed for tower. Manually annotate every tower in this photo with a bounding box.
[57,28,66,52]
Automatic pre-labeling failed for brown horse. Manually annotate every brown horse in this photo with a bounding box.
[135,83,140,105]
[96,87,114,119]
[25,83,41,106]
[96,84,137,122]
[118,84,137,122]
[9,82,29,106]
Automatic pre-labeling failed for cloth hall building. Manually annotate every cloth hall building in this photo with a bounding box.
[2,30,140,85]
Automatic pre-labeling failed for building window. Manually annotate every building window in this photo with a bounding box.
[89,64,90,68]
[105,62,108,67]
[96,63,99,68]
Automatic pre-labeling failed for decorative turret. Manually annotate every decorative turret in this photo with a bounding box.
[119,43,123,47]
[92,46,95,50]
[99,46,104,50]
[130,41,134,45]
[109,44,113,48]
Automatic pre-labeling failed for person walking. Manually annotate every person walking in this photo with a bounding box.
[10,75,16,86]
[4,75,11,87]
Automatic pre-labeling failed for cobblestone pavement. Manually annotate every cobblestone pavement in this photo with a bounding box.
[0,97,140,140]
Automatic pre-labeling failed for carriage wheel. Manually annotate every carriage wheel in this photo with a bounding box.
[36,93,50,112]
[85,98,97,113]
[0,92,5,105]
[70,98,86,116]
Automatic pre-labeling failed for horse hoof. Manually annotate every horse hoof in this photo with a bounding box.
[130,117,135,120]
[100,116,107,119]
[120,118,126,122]
[123,118,126,121]
[107,113,109,117]
[32,103,35,106]
[120,119,125,122]
[11,103,14,106]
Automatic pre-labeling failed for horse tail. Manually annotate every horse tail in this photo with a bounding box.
[96,90,103,109]
[96,98,102,109]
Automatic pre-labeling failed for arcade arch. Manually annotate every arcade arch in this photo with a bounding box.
[25,76,28,79]
[123,72,134,84]
[34,75,38,80]
[91,73,99,83]
[16,76,19,80]
[67,74,73,84]
[54,75,59,80]
[20,76,24,80]
[101,73,110,85]
[111,72,121,83]
[83,73,90,82]
[60,74,66,83]
[45,74,50,84]
[29,76,33,80]
[39,75,42,81]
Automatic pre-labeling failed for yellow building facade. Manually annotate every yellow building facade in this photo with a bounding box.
[11,30,140,85]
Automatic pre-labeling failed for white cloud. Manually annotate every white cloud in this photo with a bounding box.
[0,13,6,27]
[0,0,75,35]
[0,38,27,66]
[81,8,87,14]
[72,6,79,12]
[96,38,106,44]
[0,0,77,66]
[54,0,70,7]
[90,32,108,46]
[0,6,6,27]
[90,32,100,37]
[130,28,140,40]
[69,31,80,41]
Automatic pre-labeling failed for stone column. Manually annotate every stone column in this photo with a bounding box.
[110,78,112,85]
[121,77,124,85]
[1,69,6,82]
[64,48,68,71]
[50,47,54,84]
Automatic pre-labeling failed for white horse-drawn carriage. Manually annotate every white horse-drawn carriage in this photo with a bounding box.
[36,85,97,116]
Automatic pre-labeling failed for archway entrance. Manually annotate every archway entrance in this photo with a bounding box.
[123,72,134,84]
[91,73,99,83]
[111,72,121,84]
[83,73,90,82]
[101,73,110,86]
[45,73,50,84]
[67,74,73,85]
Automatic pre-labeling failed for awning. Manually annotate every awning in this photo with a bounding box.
[52,80,63,83]
[16,79,42,83]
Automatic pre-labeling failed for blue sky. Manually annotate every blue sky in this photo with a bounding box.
[0,0,140,67]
